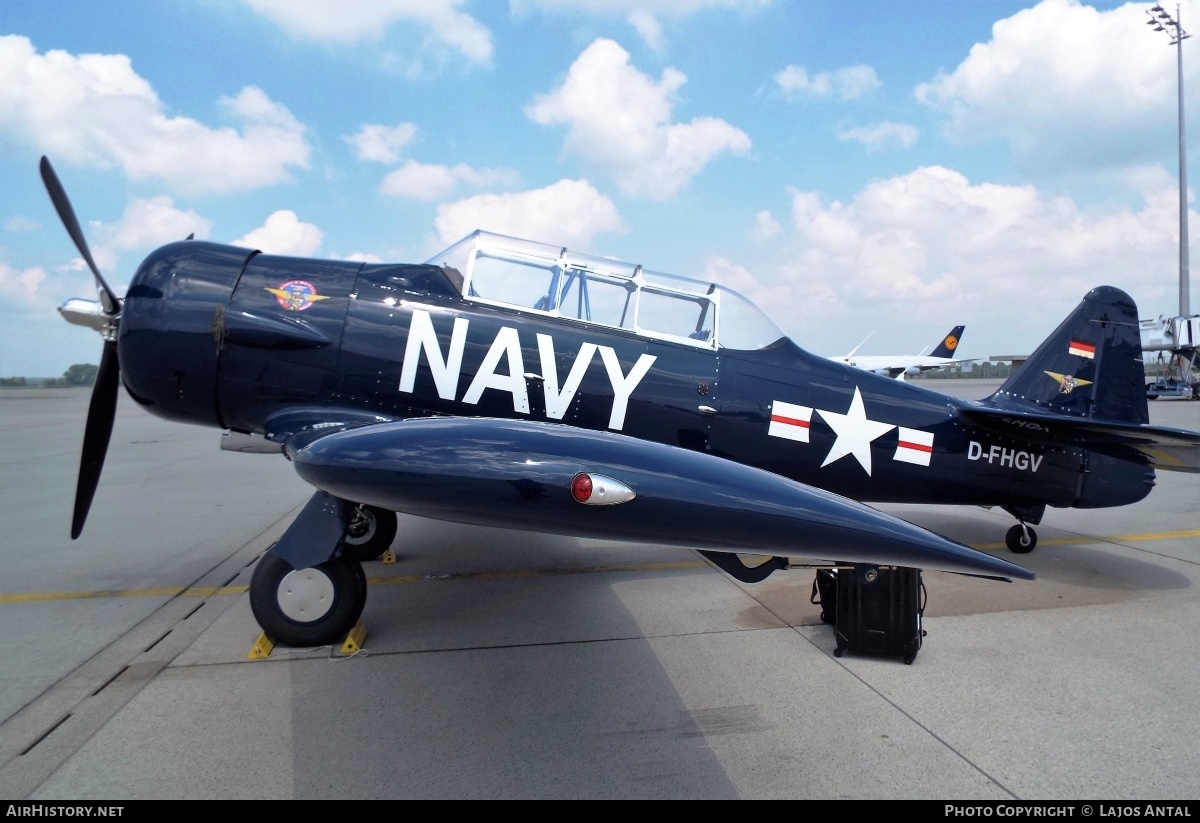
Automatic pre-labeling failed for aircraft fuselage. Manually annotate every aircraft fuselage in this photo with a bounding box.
[118,242,1150,518]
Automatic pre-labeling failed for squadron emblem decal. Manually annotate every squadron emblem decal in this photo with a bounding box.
[1044,371,1093,394]
[266,280,330,312]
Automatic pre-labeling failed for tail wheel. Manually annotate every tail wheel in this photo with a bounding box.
[341,504,398,562]
[1005,524,1037,554]
[250,553,367,647]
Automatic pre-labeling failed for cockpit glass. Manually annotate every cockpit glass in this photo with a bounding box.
[425,230,787,351]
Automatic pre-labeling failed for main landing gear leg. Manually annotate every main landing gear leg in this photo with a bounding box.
[249,491,368,647]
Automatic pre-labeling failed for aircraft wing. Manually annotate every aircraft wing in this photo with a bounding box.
[279,416,1035,581]
[907,357,980,375]
[922,358,978,370]
[960,406,1200,473]
[868,358,979,379]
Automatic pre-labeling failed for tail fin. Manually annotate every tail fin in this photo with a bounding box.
[991,286,1148,424]
[929,325,965,358]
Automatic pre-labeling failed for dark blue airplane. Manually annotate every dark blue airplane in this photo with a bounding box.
[42,157,1200,648]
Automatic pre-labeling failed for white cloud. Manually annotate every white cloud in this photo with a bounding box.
[380,160,520,201]
[434,178,625,249]
[0,263,48,303]
[4,216,39,233]
[345,123,418,164]
[232,211,323,256]
[750,210,780,241]
[627,10,664,51]
[776,64,881,100]
[757,165,1188,353]
[39,198,211,285]
[915,0,1185,173]
[0,36,310,195]
[837,121,919,154]
[99,197,213,252]
[344,252,385,263]
[526,39,751,199]
[72,196,214,278]
[509,0,770,50]
[243,0,493,64]
[703,254,805,315]
[511,0,769,15]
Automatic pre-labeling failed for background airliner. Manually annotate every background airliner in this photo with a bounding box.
[832,325,974,379]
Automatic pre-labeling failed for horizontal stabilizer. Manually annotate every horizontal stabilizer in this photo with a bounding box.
[290,417,1034,581]
[971,286,1200,471]
[960,406,1200,473]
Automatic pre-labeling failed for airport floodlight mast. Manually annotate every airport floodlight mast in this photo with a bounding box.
[1147,3,1192,317]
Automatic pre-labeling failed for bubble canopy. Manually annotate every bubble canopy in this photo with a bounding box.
[425,230,787,351]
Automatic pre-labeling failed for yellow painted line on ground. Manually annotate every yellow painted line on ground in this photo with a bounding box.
[5,531,1199,605]
[0,585,248,604]
[971,528,1200,552]
[365,559,706,587]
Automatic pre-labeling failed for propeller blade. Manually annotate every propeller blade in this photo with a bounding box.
[39,156,122,316]
[71,340,121,539]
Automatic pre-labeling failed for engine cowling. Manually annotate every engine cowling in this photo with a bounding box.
[119,241,256,427]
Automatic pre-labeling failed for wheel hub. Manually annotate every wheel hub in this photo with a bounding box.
[346,510,376,544]
[276,567,335,623]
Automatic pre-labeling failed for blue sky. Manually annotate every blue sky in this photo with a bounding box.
[2,0,1196,377]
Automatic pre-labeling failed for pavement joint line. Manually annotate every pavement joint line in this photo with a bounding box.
[5,528,1199,604]
[0,502,309,799]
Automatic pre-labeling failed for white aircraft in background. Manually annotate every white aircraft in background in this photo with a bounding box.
[832,325,974,379]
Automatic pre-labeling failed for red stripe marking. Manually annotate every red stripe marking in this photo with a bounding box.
[770,414,809,428]
[1069,340,1095,352]
[898,440,933,453]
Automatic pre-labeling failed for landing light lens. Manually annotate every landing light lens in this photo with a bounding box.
[571,473,593,503]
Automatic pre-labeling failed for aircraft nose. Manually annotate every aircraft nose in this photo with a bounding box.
[119,240,256,427]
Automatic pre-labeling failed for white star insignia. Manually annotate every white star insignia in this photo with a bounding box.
[817,387,896,475]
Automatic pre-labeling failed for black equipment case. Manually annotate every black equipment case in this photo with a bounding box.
[810,568,838,625]
[832,564,927,664]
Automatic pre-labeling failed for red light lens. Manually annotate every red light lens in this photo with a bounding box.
[571,473,593,503]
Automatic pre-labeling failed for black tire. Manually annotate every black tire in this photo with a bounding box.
[341,504,397,563]
[250,553,367,647]
[1005,524,1037,554]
